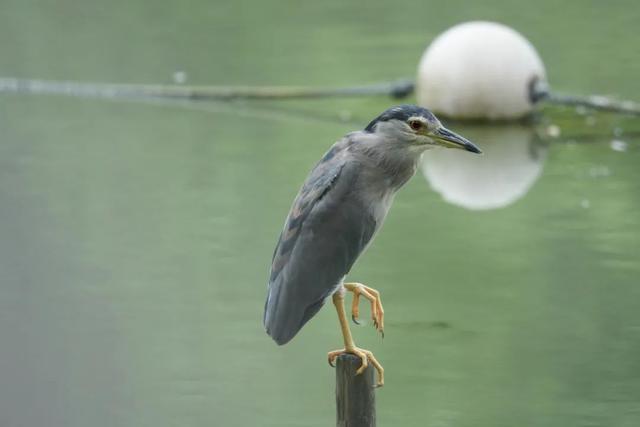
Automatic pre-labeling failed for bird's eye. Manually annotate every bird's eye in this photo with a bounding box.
[409,120,422,131]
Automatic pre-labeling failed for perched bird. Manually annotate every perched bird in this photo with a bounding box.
[263,105,481,386]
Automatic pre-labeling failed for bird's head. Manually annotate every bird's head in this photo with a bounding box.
[364,105,482,154]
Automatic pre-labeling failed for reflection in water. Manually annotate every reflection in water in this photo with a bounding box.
[421,125,546,210]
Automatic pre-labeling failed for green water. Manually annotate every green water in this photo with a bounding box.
[1,1,640,426]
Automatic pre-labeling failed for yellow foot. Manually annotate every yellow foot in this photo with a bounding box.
[328,347,385,387]
[344,282,385,337]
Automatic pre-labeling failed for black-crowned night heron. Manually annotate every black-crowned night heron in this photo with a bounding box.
[263,105,481,387]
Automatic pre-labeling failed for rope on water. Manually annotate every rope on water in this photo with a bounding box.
[531,79,640,116]
[1,76,639,117]
[0,77,414,101]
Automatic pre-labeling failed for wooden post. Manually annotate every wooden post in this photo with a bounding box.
[335,354,376,427]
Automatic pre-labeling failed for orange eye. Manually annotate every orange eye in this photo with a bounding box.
[409,120,422,131]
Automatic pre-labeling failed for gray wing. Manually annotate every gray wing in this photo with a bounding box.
[263,139,377,345]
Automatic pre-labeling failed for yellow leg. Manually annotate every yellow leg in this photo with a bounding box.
[327,288,384,387]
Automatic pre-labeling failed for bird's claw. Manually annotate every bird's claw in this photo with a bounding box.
[326,347,384,387]
[345,282,385,338]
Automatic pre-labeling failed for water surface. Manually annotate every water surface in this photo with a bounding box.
[1,1,639,426]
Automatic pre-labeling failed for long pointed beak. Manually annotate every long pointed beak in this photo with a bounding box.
[433,127,482,154]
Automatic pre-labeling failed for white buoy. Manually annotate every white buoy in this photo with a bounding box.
[421,125,546,210]
[416,21,546,120]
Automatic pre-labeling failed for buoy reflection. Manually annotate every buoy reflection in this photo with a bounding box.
[421,125,546,210]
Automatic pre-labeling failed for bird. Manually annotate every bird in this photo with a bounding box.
[263,105,481,387]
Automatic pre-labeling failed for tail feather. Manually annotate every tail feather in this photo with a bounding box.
[263,281,325,345]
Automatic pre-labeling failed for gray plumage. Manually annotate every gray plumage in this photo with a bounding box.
[263,105,481,345]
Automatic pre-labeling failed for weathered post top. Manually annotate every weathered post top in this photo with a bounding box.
[335,354,376,427]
